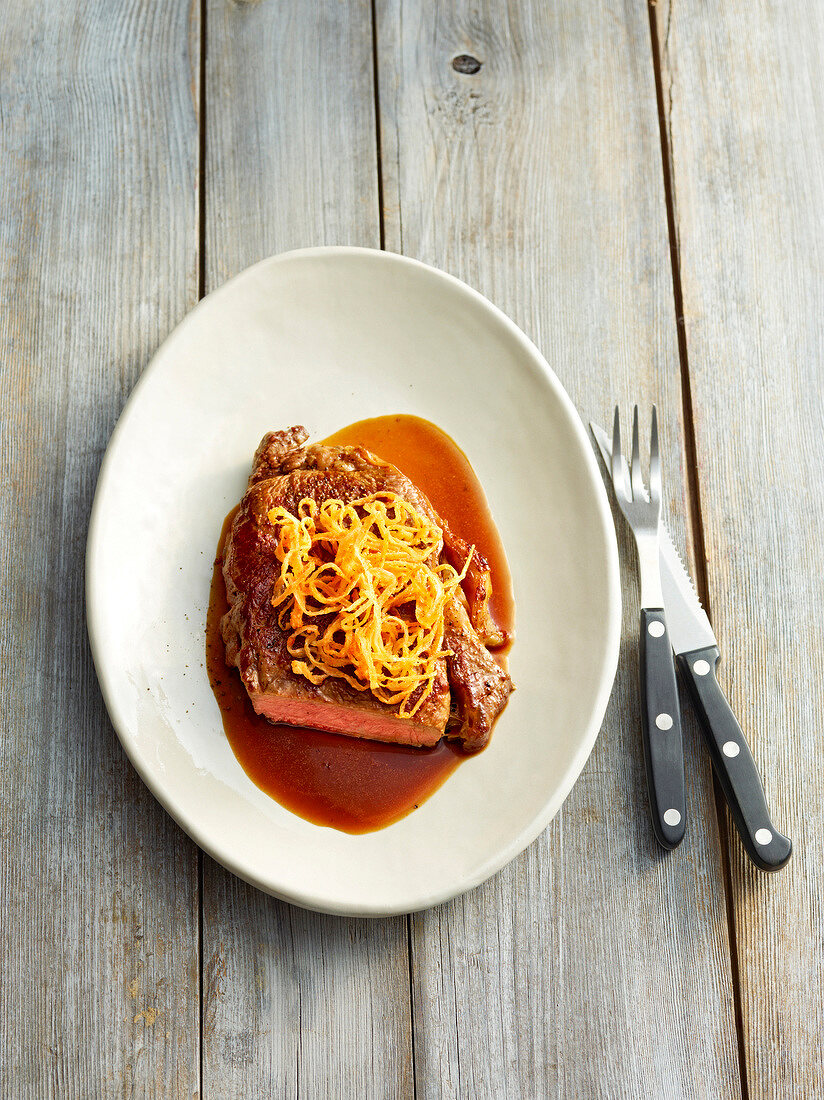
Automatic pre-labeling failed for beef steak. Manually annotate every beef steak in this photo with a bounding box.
[221,427,512,750]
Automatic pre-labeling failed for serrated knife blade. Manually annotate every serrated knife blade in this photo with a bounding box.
[658,528,715,655]
[589,419,714,654]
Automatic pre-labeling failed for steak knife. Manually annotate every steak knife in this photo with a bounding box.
[658,531,791,871]
[591,421,792,871]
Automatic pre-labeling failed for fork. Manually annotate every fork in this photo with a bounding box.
[608,407,686,849]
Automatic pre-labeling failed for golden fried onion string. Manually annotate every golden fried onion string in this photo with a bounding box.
[267,493,471,717]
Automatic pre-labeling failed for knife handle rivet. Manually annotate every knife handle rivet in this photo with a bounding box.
[648,620,665,637]
[664,808,682,827]
[722,741,740,758]
[755,828,773,846]
[655,713,674,730]
[693,659,711,676]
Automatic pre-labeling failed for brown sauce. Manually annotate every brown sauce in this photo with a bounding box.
[206,414,515,833]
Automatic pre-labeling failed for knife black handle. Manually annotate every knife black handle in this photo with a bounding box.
[678,645,791,871]
[640,608,686,849]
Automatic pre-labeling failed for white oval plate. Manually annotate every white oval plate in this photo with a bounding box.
[87,247,620,916]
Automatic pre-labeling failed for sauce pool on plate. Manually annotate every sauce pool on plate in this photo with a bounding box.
[206,414,514,834]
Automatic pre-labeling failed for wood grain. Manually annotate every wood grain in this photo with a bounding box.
[203,0,380,288]
[653,1,824,1095]
[376,1,742,1094]
[200,2,413,1096]
[0,1,200,1095]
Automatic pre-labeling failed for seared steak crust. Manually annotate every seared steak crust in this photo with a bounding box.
[221,427,512,750]
[443,599,512,751]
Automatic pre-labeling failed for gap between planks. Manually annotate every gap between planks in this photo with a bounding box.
[647,6,749,1100]
[370,0,387,252]
[369,3,417,1097]
[197,1,207,1097]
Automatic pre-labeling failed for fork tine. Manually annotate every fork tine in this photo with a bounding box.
[611,407,627,501]
[630,405,645,499]
[649,405,661,505]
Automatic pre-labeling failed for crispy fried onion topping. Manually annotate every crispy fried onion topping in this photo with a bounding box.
[267,493,471,717]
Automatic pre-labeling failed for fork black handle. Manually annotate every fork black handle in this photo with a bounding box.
[678,645,792,871]
[640,608,686,849]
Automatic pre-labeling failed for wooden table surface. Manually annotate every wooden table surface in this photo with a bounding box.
[2,2,822,1096]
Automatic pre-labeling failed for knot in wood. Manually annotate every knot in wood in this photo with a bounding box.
[452,54,482,75]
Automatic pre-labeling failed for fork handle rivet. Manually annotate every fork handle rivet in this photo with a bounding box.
[648,620,665,637]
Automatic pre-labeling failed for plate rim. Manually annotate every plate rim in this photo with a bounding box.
[86,245,621,916]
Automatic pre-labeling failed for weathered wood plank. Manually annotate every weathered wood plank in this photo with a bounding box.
[376,1,742,1094]
[202,888,413,1098]
[653,2,824,1095]
[200,3,412,1096]
[204,0,380,286]
[0,2,200,1095]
